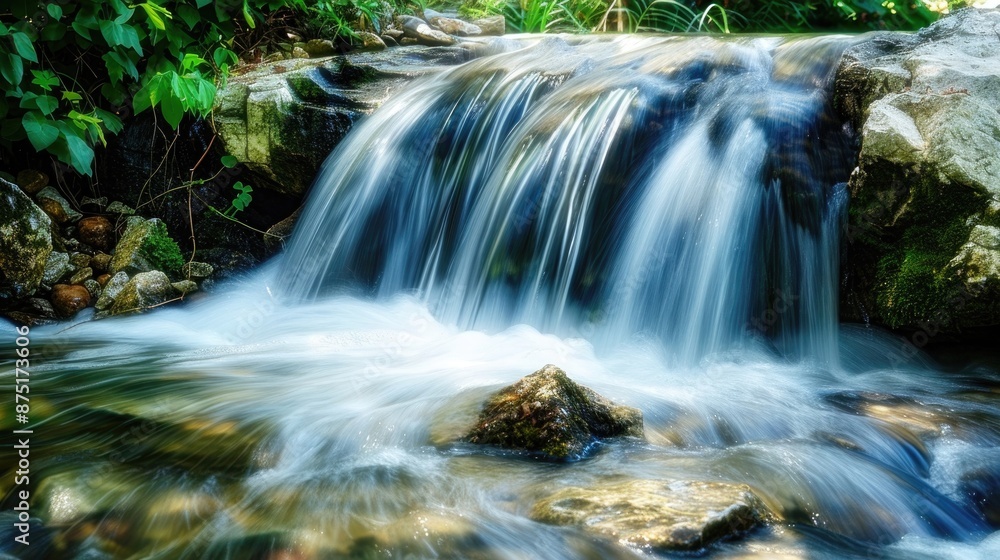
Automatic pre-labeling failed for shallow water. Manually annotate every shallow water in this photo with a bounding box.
[3,34,1000,559]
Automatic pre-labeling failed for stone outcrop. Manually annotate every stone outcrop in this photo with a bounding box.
[530,479,768,551]
[213,43,491,196]
[837,8,1000,335]
[465,364,643,460]
[0,178,53,299]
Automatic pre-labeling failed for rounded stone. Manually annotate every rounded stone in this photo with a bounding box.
[51,284,91,317]
[77,216,113,251]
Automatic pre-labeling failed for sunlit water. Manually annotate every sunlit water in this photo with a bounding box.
[3,35,1000,559]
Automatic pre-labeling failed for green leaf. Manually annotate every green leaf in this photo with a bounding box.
[221,155,238,168]
[242,2,256,28]
[41,22,67,42]
[31,69,59,91]
[11,32,37,63]
[95,108,124,134]
[176,5,201,29]
[71,22,93,41]
[101,82,126,105]
[47,4,63,19]
[22,111,60,151]
[138,3,171,31]
[35,95,58,116]
[196,0,213,8]
[0,54,24,88]
[61,90,83,102]
[0,24,8,37]
[62,132,95,175]
[160,94,183,128]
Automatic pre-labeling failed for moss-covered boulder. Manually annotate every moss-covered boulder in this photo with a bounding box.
[530,479,768,552]
[107,271,173,316]
[213,43,493,196]
[0,177,54,300]
[465,364,643,460]
[108,218,183,277]
[836,8,1000,336]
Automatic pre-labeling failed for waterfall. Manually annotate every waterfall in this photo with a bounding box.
[279,35,857,366]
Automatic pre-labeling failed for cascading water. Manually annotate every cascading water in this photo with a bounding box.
[279,35,855,366]
[4,35,1000,560]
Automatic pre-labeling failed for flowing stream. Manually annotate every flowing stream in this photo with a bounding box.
[3,35,1000,559]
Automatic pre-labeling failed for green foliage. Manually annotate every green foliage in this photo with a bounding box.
[224,181,253,217]
[490,0,969,34]
[0,0,298,176]
[140,220,185,274]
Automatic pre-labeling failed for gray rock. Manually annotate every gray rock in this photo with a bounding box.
[303,38,337,57]
[531,479,768,551]
[356,31,386,51]
[397,15,457,46]
[0,178,53,298]
[214,42,485,195]
[95,271,129,311]
[472,15,505,36]
[465,364,643,460]
[35,186,82,223]
[108,271,174,316]
[106,201,135,215]
[171,280,198,295]
[83,279,101,300]
[837,8,1000,332]
[69,252,91,269]
[108,218,180,276]
[69,267,93,285]
[41,251,72,286]
[181,261,214,279]
[428,16,481,37]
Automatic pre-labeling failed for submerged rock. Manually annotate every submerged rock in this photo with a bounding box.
[531,479,768,551]
[0,177,53,299]
[465,364,643,460]
[837,8,1000,334]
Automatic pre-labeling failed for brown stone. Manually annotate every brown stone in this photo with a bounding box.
[37,197,69,224]
[96,274,112,287]
[15,169,48,195]
[77,216,113,251]
[51,284,91,317]
[90,253,111,273]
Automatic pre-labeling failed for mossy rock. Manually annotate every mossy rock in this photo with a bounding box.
[465,364,643,460]
[837,9,1000,335]
[0,177,53,299]
[530,479,769,552]
[108,218,184,276]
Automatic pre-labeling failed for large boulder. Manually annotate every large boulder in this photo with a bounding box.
[0,177,54,300]
[837,8,1000,336]
[213,44,485,196]
[465,364,643,460]
[530,479,768,552]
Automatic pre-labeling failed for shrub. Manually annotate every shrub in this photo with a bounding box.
[0,0,303,176]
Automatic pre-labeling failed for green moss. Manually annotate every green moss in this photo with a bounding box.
[870,175,986,328]
[140,221,184,275]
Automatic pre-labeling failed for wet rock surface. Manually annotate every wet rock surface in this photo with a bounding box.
[0,178,53,299]
[465,364,643,460]
[837,8,1000,334]
[530,479,769,551]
